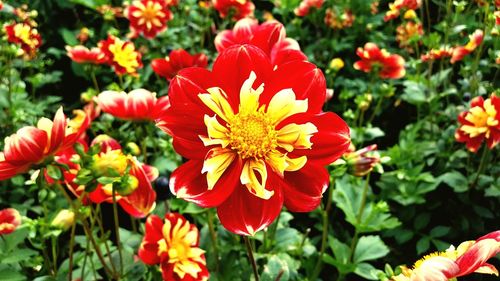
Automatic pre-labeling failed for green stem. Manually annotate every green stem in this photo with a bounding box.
[207,210,220,273]
[310,183,333,281]
[348,173,371,263]
[112,189,124,277]
[471,147,489,189]
[244,236,260,281]
[51,236,58,275]
[80,239,90,281]
[94,205,118,275]
[68,221,76,281]
[90,69,100,93]
[118,75,125,90]
[367,96,384,125]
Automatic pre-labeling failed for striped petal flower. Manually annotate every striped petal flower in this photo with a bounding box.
[0,208,21,235]
[125,0,173,39]
[157,44,350,235]
[98,35,143,76]
[96,89,170,121]
[138,213,209,280]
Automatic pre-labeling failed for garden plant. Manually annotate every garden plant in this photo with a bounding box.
[0,0,499,280]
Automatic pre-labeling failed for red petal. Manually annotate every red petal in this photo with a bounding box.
[138,215,163,265]
[0,159,29,181]
[169,67,216,112]
[250,20,286,55]
[48,107,67,154]
[169,159,242,208]
[0,208,21,235]
[262,60,326,113]
[212,44,273,112]
[456,238,500,276]
[217,171,284,236]
[120,162,157,218]
[282,112,351,166]
[4,126,48,164]
[282,163,329,212]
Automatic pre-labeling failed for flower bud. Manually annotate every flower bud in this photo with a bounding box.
[329,58,345,71]
[117,175,139,196]
[126,142,141,156]
[344,144,381,177]
[403,9,417,20]
[51,209,75,231]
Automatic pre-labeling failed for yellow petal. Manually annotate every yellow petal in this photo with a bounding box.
[198,87,234,123]
[276,122,318,152]
[240,159,274,200]
[200,115,230,147]
[267,89,308,124]
[284,155,307,172]
[239,71,264,115]
[266,150,287,176]
[201,148,236,190]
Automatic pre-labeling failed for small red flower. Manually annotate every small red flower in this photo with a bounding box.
[157,44,350,235]
[0,208,21,235]
[125,0,173,39]
[343,144,381,177]
[455,94,500,152]
[0,107,90,181]
[152,49,208,81]
[392,230,500,280]
[4,22,42,58]
[138,213,209,281]
[451,29,484,64]
[98,35,143,76]
[294,0,324,17]
[56,135,158,218]
[384,0,421,21]
[212,0,254,20]
[421,46,453,62]
[66,45,108,64]
[354,42,406,79]
[96,89,170,121]
[215,18,307,67]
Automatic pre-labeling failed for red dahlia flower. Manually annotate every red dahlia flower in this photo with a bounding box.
[212,0,254,20]
[451,29,484,64]
[98,35,143,76]
[56,135,158,218]
[0,208,21,235]
[421,46,453,62]
[4,22,42,58]
[455,94,500,152]
[96,89,170,121]
[354,42,406,79]
[152,49,208,81]
[384,0,422,21]
[392,230,500,281]
[66,45,108,64]
[125,0,173,39]
[215,18,307,67]
[138,213,209,281]
[156,44,351,235]
[294,0,324,17]
[0,107,90,181]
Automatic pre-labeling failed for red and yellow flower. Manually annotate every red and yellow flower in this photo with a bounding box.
[0,208,21,235]
[0,108,90,181]
[324,8,355,30]
[98,35,143,76]
[152,49,208,81]
[4,22,42,58]
[56,135,158,218]
[396,21,423,53]
[354,42,406,79]
[451,29,484,64]
[392,230,500,281]
[138,213,209,281]
[421,46,453,62]
[455,94,500,152]
[343,144,381,177]
[66,45,108,64]
[212,0,254,20]
[157,44,350,235]
[214,18,307,67]
[96,89,170,121]
[384,0,422,21]
[294,0,324,17]
[125,0,173,39]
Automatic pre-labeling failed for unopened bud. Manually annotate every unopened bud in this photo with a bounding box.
[51,209,75,231]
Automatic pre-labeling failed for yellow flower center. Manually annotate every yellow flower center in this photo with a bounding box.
[92,150,129,177]
[108,38,140,74]
[460,98,498,138]
[156,217,206,279]
[227,111,277,159]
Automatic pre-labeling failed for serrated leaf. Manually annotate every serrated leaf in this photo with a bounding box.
[353,235,390,263]
[439,171,468,192]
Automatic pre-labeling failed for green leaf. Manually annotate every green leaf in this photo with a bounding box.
[416,237,430,255]
[354,262,380,280]
[0,268,26,281]
[439,171,468,193]
[401,81,427,105]
[430,226,451,238]
[1,249,37,264]
[46,165,62,181]
[353,235,390,263]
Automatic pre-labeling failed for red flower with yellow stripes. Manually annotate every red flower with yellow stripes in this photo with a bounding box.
[157,44,350,235]
[99,35,143,76]
[138,213,209,281]
[4,22,42,58]
[0,208,21,235]
[455,94,500,152]
[392,230,500,281]
[354,42,406,79]
[66,45,108,65]
[0,107,90,181]
[125,0,173,39]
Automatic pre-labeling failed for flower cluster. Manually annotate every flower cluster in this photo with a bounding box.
[4,22,42,58]
[455,94,500,152]
[152,49,208,81]
[138,213,209,281]
[324,8,355,30]
[396,21,423,53]
[392,230,500,280]
[421,29,484,64]
[125,0,173,39]
[353,42,406,79]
